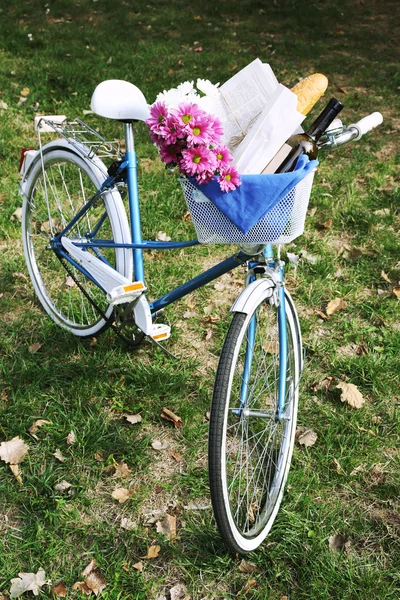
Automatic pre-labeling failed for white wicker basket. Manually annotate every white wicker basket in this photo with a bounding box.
[180,170,315,244]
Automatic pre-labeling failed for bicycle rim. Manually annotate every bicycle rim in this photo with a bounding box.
[22,150,128,336]
[209,295,299,553]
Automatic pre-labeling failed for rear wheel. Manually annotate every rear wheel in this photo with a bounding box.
[22,148,131,337]
[209,288,300,553]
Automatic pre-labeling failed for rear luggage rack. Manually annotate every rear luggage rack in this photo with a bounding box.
[34,115,122,161]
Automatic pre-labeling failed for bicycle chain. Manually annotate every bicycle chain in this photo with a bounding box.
[57,253,128,342]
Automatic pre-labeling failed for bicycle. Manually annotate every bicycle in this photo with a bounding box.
[18,78,382,554]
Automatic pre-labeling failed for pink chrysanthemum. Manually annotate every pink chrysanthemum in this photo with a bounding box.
[213,145,233,170]
[208,116,224,145]
[195,170,216,185]
[159,142,181,165]
[146,102,169,134]
[218,165,241,192]
[173,102,205,128]
[185,116,214,147]
[161,114,181,145]
[180,146,217,177]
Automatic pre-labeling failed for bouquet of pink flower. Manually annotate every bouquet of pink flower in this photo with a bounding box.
[146,91,241,192]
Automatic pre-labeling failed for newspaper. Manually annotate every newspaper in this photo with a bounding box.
[233,84,305,174]
[217,58,279,146]
[209,59,305,174]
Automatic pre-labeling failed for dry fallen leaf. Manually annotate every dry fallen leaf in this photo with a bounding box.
[238,559,258,574]
[53,449,67,462]
[169,449,182,463]
[203,303,215,316]
[28,343,42,354]
[161,408,182,428]
[75,560,107,597]
[111,487,131,503]
[72,581,92,595]
[12,272,28,282]
[326,298,347,316]
[358,426,377,437]
[381,270,392,284]
[28,419,51,440]
[124,414,142,425]
[169,583,188,600]
[151,439,168,451]
[114,461,132,478]
[329,533,351,553]
[143,545,160,559]
[85,570,107,596]
[204,328,213,341]
[350,464,365,476]
[297,428,318,447]
[65,276,75,288]
[314,309,329,321]
[7,207,20,222]
[156,514,177,539]
[10,568,46,598]
[393,287,400,300]
[132,562,143,572]
[337,381,365,409]
[242,579,257,594]
[66,431,76,445]
[0,437,29,464]
[51,582,67,597]
[156,231,171,242]
[81,560,97,578]
[183,310,197,319]
[9,464,23,486]
[300,250,319,264]
[120,517,137,530]
[333,458,342,474]
[20,87,30,97]
[54,480,72,492]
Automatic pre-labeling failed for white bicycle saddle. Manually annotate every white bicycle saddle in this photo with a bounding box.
[91,79,150,122]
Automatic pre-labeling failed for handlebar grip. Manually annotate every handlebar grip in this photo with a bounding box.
[348,112,383,141]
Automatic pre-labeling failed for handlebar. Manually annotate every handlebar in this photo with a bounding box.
[318,111,383,150]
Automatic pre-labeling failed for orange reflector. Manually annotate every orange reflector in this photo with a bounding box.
[123,282,144,293]
[153,332,168,340]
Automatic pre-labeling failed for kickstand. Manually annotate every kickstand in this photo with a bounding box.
[147,335,179,360]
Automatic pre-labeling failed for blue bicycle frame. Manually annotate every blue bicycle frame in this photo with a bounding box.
[52,122,288,419]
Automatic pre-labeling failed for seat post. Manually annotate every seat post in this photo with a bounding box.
[124,122,144,282]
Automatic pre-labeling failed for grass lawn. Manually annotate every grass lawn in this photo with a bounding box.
[0,0,399,598]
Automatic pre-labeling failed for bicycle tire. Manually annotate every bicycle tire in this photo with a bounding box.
[22,147,132,337]
[209,287,300,553]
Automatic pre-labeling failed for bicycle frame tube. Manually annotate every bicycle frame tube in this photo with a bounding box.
[150,251,251,313]
[237,245,287,420]
[239,273,256,407]
[277,270,287,420]
[125,123,144,282]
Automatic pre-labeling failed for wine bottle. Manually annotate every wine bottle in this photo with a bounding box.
[275,98,344,173]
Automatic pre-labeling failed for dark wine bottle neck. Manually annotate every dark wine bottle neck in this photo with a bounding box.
[308,98,343,141]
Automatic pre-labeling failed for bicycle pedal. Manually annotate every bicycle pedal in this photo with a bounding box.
[107,281,146,306]
[150,324,171,342]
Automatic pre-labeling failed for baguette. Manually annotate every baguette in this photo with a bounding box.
[291,73,328,115]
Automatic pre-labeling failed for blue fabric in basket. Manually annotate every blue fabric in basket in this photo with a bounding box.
[191,155,318,235]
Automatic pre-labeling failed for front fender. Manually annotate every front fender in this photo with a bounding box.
[230,278,275,317]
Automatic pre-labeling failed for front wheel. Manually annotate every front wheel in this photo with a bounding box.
[209,288,300,553]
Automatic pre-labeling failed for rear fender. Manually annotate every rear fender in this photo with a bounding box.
[19,139,107,194]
